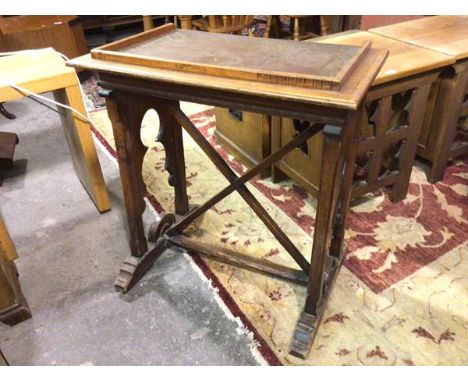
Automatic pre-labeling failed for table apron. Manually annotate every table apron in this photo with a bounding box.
[97,74,350,126]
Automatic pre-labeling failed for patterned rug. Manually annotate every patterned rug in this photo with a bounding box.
[89,107,468,366]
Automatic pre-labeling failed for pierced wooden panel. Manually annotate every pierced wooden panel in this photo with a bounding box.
[354,90,413,188]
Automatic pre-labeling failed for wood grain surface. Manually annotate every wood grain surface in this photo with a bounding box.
[69,48,387,110]
[312,30,454,85]
[370,16,468,60]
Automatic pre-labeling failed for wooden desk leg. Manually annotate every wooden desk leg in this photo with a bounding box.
[53,85,111,213]
[389,84,431,201]
[290,110,361,359]
[330,109,362,257]
[426,69,468,183]
[105,93,149,258]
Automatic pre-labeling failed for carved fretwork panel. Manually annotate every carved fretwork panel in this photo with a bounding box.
[353,89,414,189]
[451,92,468,151]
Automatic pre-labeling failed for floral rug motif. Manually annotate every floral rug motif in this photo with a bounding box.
[90,107,468,366]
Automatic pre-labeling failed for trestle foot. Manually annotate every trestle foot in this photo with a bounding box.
[289,312,318,359]
[114,240,168,293]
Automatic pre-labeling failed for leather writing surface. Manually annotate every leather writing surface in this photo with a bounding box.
[92,25,370,90]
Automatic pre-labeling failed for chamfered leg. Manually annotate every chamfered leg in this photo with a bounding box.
[329,108,363,258]
[290,109,361,359]
[105,92,149,258]
[426,69,468,183]
[389,84,431,202]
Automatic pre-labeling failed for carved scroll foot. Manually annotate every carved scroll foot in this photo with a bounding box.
[114,239,168,293]
[289,312,318,359]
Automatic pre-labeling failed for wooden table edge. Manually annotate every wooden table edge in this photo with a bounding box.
[67,54,386,111]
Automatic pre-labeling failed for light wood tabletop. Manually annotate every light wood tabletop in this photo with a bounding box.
[370,15,468,60]
[0,48,78,102]
[69,47,387,111]
[69,24,388,110]
[311,30,455,85]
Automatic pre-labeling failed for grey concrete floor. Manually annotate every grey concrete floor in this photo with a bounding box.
[0,95,260,365]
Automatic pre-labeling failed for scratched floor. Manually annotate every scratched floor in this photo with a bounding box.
[0,95,260,365]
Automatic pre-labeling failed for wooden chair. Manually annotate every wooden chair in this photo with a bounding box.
[285,16,318,41]
[191,16,256,35]
[264,16,356,41]
[263,16,322,41]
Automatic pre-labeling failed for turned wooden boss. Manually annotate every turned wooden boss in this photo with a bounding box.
[68,24,387,359]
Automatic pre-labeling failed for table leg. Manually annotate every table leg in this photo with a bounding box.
[105,93,149,258]
[426,69,468,183]
[330,109,362,257]
[53,85,111,213]
[104,93,191,291]
[389,84,431,201]
[290,109,361,359]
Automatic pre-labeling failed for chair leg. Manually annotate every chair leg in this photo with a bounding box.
[0,103,16,120]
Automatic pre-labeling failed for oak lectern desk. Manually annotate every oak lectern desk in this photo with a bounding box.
[68,24,387,358]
